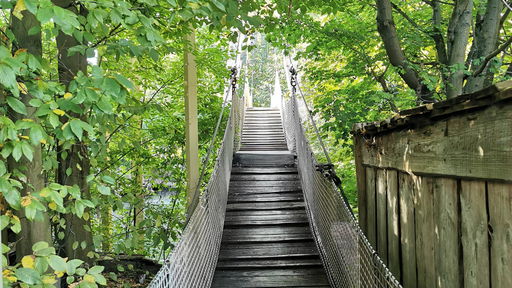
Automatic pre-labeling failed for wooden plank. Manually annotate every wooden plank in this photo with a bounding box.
[433,178,460,288]
[219,242,319,259]
[386,169,400,280]
[366,167,377,248]
[460,180,489,288]
[212,270,329,287]
[229,180,300,187]
[488,182,512,288]
[230,174,299,181]
[359,104,512,181]
[231,167,297,174]
[376,169,388,265]
[224,213,308,226]
[229,186,301,193]
[415,176,435,288]
[226,201,304,211]
[216,258,322,268]
[228,193,303,203]
[354,134,367,235]
[399,172,417,288]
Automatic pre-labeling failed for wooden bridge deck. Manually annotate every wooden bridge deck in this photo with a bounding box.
[212,108,330,287]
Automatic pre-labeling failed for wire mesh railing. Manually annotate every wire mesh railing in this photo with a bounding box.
[147,69,243,288]
[282,68,402,288]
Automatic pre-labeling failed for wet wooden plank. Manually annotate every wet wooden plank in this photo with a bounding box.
[433,178,460,288]
[488,182,512,288]
[376,168,388,265]
[399,172,417,288]
[386,169,400,279]
[460,180,489,288]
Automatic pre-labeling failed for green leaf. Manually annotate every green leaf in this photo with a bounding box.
[114,74,134,89]
[32,241,49,252]
[24,0,37,13]
[49,255,67,272]
[66,259,84,275]
[34,246,56,256]
[15,267,41,285]
[96,98,113,114]
[0,161,6,176]
[12,142,23,161]
[70,119,83,140]
[21,141,34,161]
[94,273,107,285]
[88,265,104,275]
[7,96,27,114]
[0,215,9,230]
[97,185,111,195]
[101,175,115,185]
[211,0,226,11]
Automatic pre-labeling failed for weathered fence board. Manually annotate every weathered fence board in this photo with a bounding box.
[386,169,400,280]
[433,178,460,288]
[376,169,388,265]
[460,180,489,288]
[365,167,376,248]
[399,172,417,288]
[354,135,367,236]
[415,177,435,288]
[488,182,512,288]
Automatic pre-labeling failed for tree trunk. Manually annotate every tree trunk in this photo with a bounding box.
[445,0,473,98]
[9,9,52,261]
[464,0,503,93]
[375,0,433,103]
[53,0,93,263]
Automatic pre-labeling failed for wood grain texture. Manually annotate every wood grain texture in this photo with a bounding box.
[415,176,435,288]
[358,103,512,181]
[354,134,367,235]
[433,178,460,288]
[488,182,512,288]
[366,167,377,248]
[399,172,417,288]
[386,169,400,280]
[460,180,489,288]
[376,169,388,265]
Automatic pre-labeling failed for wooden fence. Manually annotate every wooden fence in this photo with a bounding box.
[352,80,512,288]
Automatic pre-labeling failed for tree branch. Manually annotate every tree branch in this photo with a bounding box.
[472,36,512,77]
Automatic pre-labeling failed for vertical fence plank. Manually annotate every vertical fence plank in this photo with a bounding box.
[355,135,367,234]
[433,178,460,288]
[366,167,377,248]
[376,169,388,265]
[399,172,417,288]
[386,169,400,279]
[488,182,512,288]
[460,180,489,288]
[415,177,435,288]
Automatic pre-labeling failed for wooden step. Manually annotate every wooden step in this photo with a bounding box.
[226,201,305,211]
[231,168,298,174]
[221,226,312,242]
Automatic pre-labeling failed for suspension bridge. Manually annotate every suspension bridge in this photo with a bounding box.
[148,62,512,287]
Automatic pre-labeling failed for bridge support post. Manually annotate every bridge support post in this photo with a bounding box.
[184,29,199,218]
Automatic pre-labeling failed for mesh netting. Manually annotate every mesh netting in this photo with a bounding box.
[282,94,402,288]
[147,91,243,288]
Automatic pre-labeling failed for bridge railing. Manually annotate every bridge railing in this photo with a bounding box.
[353,80,512,288]
[282,78,401,288]
[148,70,243,288]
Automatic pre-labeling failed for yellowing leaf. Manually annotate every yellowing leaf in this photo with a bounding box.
[21,255,35,268]
[42,275,57,284]
[18,82,28,94]
[19,135,30,140]
[83,274,95,283]
[48,202,57,210]
[22,118,34,122]
[61,122,69,130]
[55,271,64,278]
[40,139,47,145]
[13,0,26,20]
[83,211,90,221]
[21,196,32,207]
[52,109,66,116]
[63,92,73,99]
[14,48,27,56]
